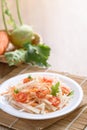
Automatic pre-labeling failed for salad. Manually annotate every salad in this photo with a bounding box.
[1,75,74,114]
[0,0,50,67]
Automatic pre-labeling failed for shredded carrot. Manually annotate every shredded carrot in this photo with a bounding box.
[31,102,38,107]
[23,78,31,83]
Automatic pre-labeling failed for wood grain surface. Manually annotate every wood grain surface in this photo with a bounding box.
[0,63,15,79]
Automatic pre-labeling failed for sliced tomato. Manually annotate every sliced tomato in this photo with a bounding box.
[29,87,38,92]
[61,86,70,95]
[48,96,60,107]
[36,89,50,98]
[13,92,28,103]
[41,77,53,84]
[23,77,32,83]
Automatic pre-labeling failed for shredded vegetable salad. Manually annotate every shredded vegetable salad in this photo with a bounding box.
[1,75,74,114]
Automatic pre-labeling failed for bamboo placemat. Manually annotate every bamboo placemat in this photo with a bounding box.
[0,65,87,130]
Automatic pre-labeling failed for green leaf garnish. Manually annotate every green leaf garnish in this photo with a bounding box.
[51,82,60,96]
[28,75,32,79]
[68,90,74,96]
[14,89,19,94]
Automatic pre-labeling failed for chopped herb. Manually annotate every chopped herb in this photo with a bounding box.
[28,75,32,79]
[68,90,74,96]
[51,82,60,96]
[14,89,19,94]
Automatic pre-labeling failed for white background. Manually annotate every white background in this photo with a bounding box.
[0,0,87,76]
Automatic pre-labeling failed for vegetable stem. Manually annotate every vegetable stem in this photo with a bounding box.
[1,0,8,33]
[16,0,23,25]
[1,0,17,33]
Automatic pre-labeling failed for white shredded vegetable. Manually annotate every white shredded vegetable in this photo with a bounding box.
[1,76,74,114]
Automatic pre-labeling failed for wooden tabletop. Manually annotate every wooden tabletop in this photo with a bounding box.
[0,63,15,79]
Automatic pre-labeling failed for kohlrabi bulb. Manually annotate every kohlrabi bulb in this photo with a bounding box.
[10,25,34,48]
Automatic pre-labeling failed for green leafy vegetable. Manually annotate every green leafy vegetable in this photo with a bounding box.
[51,82,60,96]
[5,49,26,66]
[25,43,51,67]
[5,43,51,67]
[68,90,74,96]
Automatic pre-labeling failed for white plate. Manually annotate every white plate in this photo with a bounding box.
[0,72,83,120]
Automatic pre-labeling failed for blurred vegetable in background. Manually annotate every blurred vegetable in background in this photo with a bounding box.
[0,31,9,55]
[1,0,51,67]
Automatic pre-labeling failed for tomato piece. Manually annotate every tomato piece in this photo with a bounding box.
[36,89,49,98]
[13,92,28,103]
[42,77,53,84]
[48,97,60,107]
[23,77,32,83]
[61,86,70,95]
[29,87,38,92]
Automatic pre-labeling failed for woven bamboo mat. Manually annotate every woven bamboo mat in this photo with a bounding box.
[0,64,87,130]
